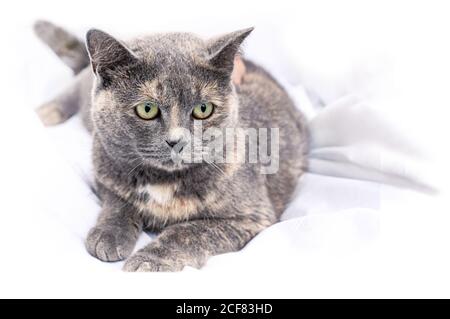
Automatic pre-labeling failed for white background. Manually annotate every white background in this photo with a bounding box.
[0,0,450,298]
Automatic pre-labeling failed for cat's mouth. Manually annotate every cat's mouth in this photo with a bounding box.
[137,147,206,172]
[138,155,194,172]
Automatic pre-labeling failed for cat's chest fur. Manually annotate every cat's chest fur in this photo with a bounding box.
[131,182,208,222]
[138,183,177,205]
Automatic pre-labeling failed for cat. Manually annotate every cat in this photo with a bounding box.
[34,20,308,271]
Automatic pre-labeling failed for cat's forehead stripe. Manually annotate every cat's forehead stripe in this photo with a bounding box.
[138,79,163,99]
[169,104,180,128]
[138,78,224,106]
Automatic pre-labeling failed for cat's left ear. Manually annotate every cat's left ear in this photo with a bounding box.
[207,27,254,73]
[85,29,138,82]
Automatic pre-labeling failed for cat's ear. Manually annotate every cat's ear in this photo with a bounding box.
[207,27,254,73]
[86,29,137,81]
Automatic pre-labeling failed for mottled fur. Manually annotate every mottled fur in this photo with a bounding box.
[35,22,308,271]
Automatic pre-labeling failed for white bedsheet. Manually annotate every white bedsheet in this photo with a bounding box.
[1,13,449,297]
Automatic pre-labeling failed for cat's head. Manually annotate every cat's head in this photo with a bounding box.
[86,28,252,171]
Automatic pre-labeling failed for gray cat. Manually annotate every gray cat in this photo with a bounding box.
[34,21,308,271]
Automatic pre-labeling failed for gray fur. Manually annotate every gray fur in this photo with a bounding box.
[35,21,308,271]
[34,20,90,74]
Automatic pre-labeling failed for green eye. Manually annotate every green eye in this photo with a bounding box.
[135,101,159,120]
[192,102,214,119]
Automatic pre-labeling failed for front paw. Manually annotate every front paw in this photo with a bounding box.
[85,225,136,262]
[123,253,184,272]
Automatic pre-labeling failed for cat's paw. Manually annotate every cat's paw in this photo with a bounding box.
[123,253,184,272]
[85,225,136,262]
[36,102,66,126]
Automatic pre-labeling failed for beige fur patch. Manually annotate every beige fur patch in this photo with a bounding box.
[198,82,224,107]
[138,80,161,100]
[169,104,180,128]
[36,102,65,126]
[137,183,225,223]
[138,183,177,205]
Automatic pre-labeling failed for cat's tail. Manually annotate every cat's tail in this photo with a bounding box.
[34,20,90,74]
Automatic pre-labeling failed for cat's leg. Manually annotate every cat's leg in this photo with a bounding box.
[36,92,78,126]
[36,68,92,126]
[86,191,144,262]
[123,218,270,272]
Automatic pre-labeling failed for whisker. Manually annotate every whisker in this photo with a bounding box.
[127,159,145,177]
[204,158,226,176]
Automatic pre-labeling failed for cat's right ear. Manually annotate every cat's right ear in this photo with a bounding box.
[207,27,254,74]
[86,29,137,82]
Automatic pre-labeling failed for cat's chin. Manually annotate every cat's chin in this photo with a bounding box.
[160,163,189,172]
[144,159,196,173]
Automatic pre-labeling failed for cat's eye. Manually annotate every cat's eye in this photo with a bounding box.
[135,101,159,120]
[192,102,214,120]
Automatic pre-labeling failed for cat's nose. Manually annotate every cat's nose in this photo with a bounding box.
[166,138,185,153]
[166,138,181,148]
[166,127,188,152]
